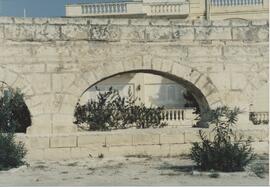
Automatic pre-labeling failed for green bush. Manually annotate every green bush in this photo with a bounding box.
[74,87,166,131]
[190,106,255,172]
[0,133,27,170]
[0,85,31,133]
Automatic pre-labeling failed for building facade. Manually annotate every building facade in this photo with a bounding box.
[66,0,269,20]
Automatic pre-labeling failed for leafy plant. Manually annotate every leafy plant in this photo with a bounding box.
[74,87,167,131]
[190,106,255,172]
[0,84,31,133]
[0,132,27,170]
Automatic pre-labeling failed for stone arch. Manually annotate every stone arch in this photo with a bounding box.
[62,58,223,118]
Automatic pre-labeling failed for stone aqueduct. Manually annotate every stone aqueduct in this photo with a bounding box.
[0,17,268,159]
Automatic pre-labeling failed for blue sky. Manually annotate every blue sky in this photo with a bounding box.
[0,0,129,17]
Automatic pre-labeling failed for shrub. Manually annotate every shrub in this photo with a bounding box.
[74,87,166,131]
[0,133,27,170]
[190,106,255,172]
[0,84,31,133]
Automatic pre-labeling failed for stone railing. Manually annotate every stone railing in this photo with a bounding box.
[147,3,190,16]
[161,108,198,127]
[211,0,263,6]
[81,3,127,15]
[249,111,269,125]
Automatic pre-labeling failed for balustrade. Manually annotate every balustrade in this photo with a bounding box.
[161,108,198,126]
[249,111,269,125]
[81,3,127,15]
[211,0,263,6]
[150,4,183,14]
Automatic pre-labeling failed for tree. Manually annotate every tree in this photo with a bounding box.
[190,106,255,172]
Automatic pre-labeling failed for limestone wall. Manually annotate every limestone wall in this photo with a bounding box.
[15,127,268,160]
[0,17,268,135]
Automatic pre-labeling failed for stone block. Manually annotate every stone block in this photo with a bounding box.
[171,20,193,26]
[110,19,129,25]
[52,114,74,127]
[252,20,268,26]
[172,27,194,41]
[150,19,171,26]
[120,26,145,41]
[195,27,232,40]
[78,134,106,146]
[0,17,14,24]
[25,74,51,94]
[35,25,61,41]
[91,18,109,25]
[61,25,89,40]
[230,73,247,90]
[26,136,50,149]
[52,125,78,134]
[130,19,149,26]
[193,20,211,26]
[169,143,192,156]
[14,17,33,24]
[106,134,133,146]
[184,131,202,143]
[132,134,160,145]
[0,25,4,40]
[4,24,34,41]
[188,46,222,57]
[212,20,231,26]
[232,26,269,42]
[224,45,263,57]
[52,73,76,92]
[47,18,68,25]
[160,133,184,144]
[90,25,120,41]
[145,26,171,41]
[231,19,249,26]
[50,135,77,148]
[67,18,88,25]
[33,18,49,24]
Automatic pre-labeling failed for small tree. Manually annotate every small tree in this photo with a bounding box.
[0,86,28,170]
[74,87,167,131]
[0,133,27,170]
[0,84,31,133]
[190,106,255,172]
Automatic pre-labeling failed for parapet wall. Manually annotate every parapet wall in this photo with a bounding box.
[15,127,268,160]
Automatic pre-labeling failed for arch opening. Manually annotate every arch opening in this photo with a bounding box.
[77,70,211,128]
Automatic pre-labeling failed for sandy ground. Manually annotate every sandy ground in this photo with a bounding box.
[0,155,268,186]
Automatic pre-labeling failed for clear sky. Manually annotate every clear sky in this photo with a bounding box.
[0,0,128,17]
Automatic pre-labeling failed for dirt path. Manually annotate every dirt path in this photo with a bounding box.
[0,156,268,186]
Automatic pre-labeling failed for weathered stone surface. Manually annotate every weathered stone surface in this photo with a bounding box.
[50,135,77,148]
[90,25,120,41]
[195,27,232,40]
[61,25,89,40]
[132,134,160,145]
[145,26,172,41]
[77,134,106,146]
[106,134,133,146]
[160,133,185,144]
[232,26,269,41]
